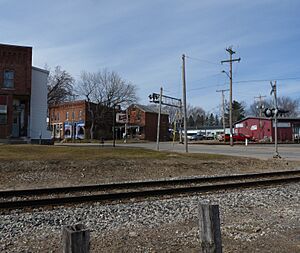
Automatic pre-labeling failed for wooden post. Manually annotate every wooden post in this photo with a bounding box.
[198,204,222,253]
[63,224,90,253]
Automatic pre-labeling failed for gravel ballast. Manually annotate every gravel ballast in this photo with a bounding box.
[1,182,299,252]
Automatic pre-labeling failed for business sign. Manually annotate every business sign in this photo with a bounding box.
[116,113,127,123]
[250,125,257,131]
[235,123,243,128]
[275,122,291,128]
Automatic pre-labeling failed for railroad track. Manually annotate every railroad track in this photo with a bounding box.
[1,170,300,209]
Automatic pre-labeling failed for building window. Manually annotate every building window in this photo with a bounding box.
[3,70,14,88]
[79,110,82,120]
[0,105,7,124]
[72,111,75,120]
[66,112,69,120]
[57,112,60,121]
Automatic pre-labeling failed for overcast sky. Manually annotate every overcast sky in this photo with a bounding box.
[1,0,300,114]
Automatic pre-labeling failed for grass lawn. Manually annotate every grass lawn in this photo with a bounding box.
[0,144,227,161]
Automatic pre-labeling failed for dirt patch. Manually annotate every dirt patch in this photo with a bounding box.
[0,153,298,190]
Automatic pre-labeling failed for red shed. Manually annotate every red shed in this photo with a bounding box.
[234,117,300,143]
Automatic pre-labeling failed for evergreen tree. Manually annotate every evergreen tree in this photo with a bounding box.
[225,100,246,125]
[208,113,215,126]
[195,114,203,128]
[205,116,209,126]
[215,114,219,126]
[188,115,195,127]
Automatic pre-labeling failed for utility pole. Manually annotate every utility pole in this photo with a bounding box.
[254,95,267,118]
[156,87,163,151]
[216,89,229,142]
[179,100,183,144]
[221,47,241,146]
[254,94,267,140]
[270,81,281,158]
[182,54,188,153]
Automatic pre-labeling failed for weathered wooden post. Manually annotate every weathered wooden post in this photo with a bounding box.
[198,204,222,253]
[62,224,90,253]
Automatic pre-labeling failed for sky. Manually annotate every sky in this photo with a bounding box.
[1,0,300,115]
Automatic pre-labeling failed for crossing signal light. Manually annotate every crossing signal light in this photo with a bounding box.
[149,93,160,103]
[264,108,289,117]
[264,108,274,117]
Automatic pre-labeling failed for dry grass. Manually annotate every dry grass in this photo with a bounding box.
[0,144,227,161]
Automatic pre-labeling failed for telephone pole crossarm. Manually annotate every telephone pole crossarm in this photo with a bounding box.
[221,57,241,64]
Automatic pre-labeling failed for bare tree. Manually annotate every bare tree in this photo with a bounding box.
[247,96,299,117]
[276,96,299,117]
[47,66,75,105]
[77,69,138,139]
[78,69,138,106]
[187,104,206,121]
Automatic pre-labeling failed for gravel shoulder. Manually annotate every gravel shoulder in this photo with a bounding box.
[1,183,299,252]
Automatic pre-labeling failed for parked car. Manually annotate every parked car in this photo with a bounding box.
[186,133,204,141]
[219,133,252,142]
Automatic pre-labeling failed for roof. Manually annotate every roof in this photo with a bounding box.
[48,100,87,108]
[234,116,300,125]
[32,66,50,74]
[129,104,169,115]
[0,43,32,49]
[188,126,228,130]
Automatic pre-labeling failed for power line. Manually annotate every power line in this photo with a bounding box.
[234,77,300,84]
[188,83,225,92]
[185,55,221,66]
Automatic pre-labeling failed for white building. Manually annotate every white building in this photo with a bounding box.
[29,67,52,143]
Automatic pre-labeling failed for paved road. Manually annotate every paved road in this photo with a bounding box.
[57,142,300,161]
[117,142,300,161]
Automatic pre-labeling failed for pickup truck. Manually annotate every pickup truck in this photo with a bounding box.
[218,133,252,142]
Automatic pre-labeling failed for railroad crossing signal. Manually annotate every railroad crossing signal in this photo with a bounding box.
[264,108,289,118]
[149,92,181,108]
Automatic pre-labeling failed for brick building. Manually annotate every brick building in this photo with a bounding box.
[127,104,169,141]
[0,43,50,142]
[49,100,115,140]
[0,44,32,139]
[234,117,300,142]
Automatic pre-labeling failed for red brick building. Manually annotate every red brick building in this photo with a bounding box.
[49,100,87,140]
[0,44,32,139]
[49,100,115,140]
[127,104,169,141]
[234,117,300,142]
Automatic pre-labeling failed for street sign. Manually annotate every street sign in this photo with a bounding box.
[116,113,127,123]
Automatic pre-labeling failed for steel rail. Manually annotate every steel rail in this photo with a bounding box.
[1,170,300,197]
[0,171,300,209]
